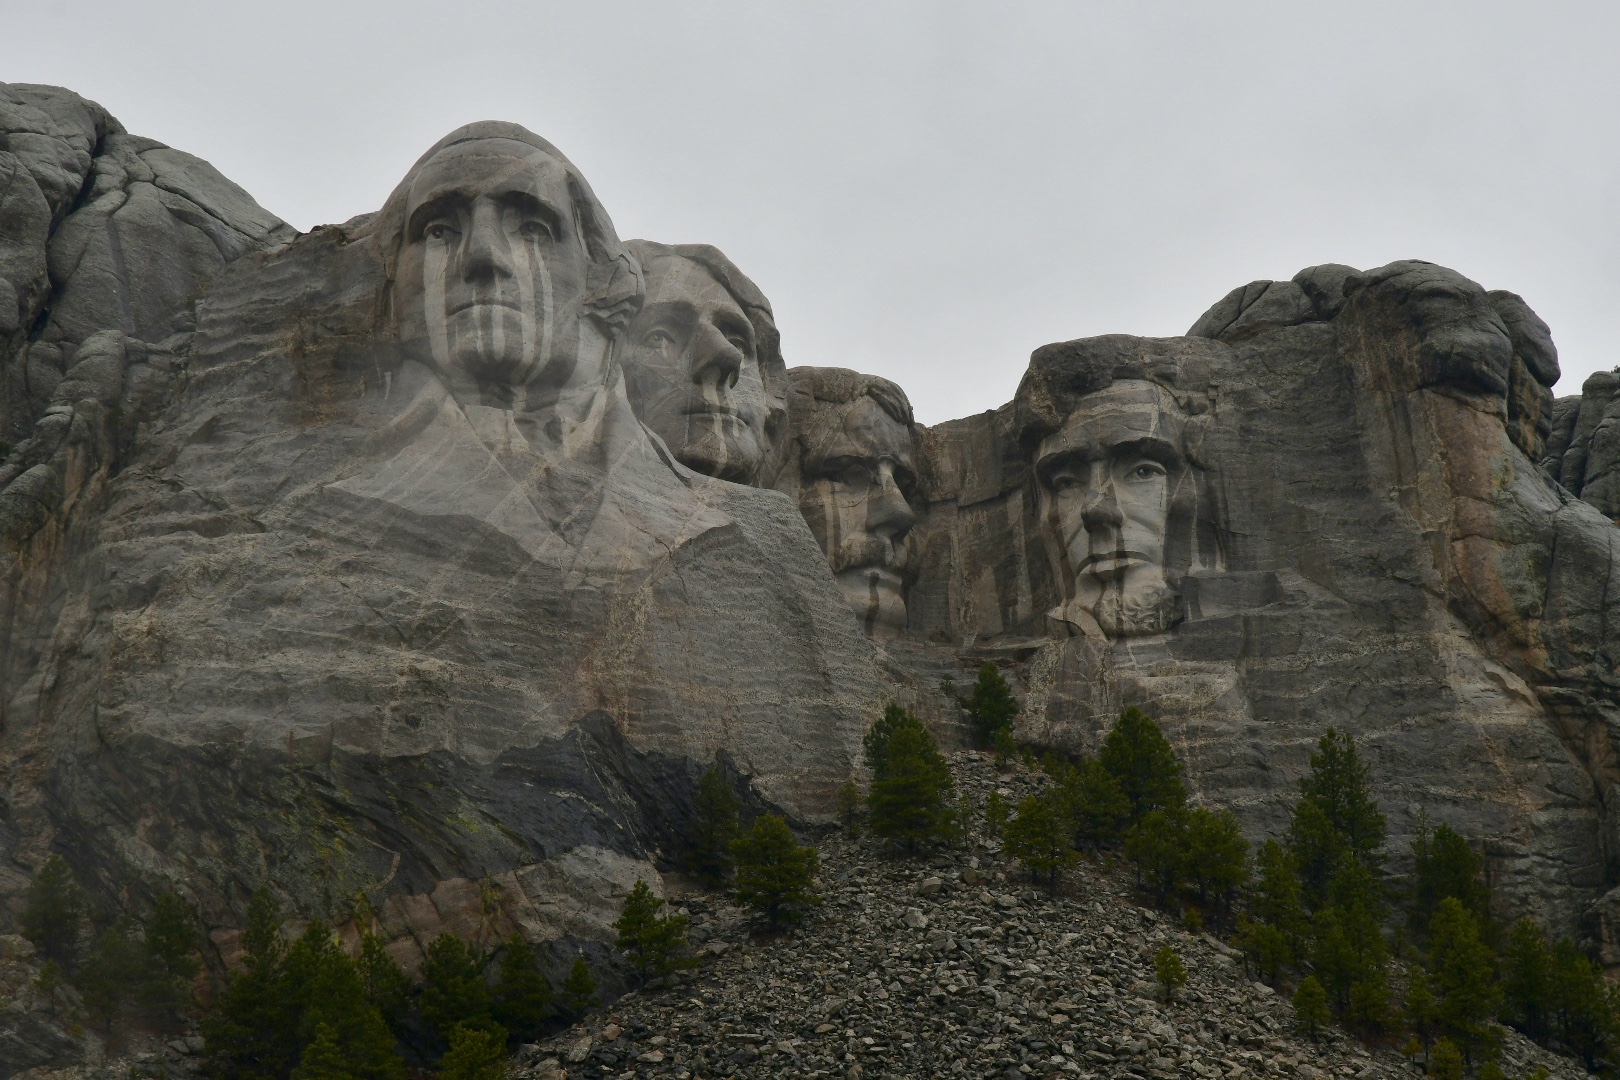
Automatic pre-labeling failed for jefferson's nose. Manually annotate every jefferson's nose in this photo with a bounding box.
[690,320,743,390]
[461,200,513,281]
[868,464,917,541]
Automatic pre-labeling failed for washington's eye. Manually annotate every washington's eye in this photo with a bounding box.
[424,221,456,241]
[517,218,553,241]
[725,334,750,353]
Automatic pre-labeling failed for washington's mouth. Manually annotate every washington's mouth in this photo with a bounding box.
[840,566,904,594]
[685,404,743,417]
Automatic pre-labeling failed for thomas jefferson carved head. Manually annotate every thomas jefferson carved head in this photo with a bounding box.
[1018,336,1223,639]
[377,122,641,409]
[779,368,918,639]
[622,242,786,484]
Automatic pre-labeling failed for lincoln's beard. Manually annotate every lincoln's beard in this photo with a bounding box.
[1074,570,1181,638]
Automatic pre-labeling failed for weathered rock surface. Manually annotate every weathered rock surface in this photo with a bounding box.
[1,86,1619,1078]
[0,83,294,447]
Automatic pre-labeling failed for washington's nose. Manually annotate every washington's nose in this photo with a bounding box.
[1081,483,1122,530]
[461,200,513,281]
[869,465,917,541]
[690,321,743,389]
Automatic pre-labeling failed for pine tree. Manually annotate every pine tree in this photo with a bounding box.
[1293,976,1330,1041]
[437,1023,509,1080]
[1427,898,1500,1065]
[205,888,299,1080]
[20,856,86,969]
[559,956,597,1019]
[613,880,690,982]
[864,706,955,850]
[960,662,1019,748]
[1294,729,1386,878]
[731,813,821,928]
[420,934,494,1051]
[492,934,553,1042]
[1240,839,1307,982]
[1003,790,1078,889]
[357,932,411,1034]
[1058,758,1131,851]
[1154,945,1187,1002]
[688,763,740,886]
[79,918,150,1029]
[1500,917,1551,1044]
[1547,938,1612,1069]
[1182,807,1250,913]
[138,893,200,1026]
[292,942,406,1080]
[1124,808,1187,905]
[1099,708,1187,822]
[984,790,1009,838]
[1410,820,1490,939]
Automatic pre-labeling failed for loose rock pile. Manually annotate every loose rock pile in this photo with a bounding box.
[518,753,1585,1080]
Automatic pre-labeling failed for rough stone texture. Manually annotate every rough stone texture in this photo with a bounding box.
[0,115,880,979]
[900,261,1620,941]
[2,88,1620,1080]
[0,83,295,447]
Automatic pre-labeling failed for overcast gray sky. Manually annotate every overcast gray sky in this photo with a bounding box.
[4,1,1616,424]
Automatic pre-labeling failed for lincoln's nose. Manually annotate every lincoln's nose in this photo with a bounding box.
[1081,484,1123,531]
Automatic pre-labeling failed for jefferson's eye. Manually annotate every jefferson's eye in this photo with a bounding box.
[643,329,677,350]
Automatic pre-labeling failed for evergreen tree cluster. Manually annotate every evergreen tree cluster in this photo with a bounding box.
[990,707,1248,909]
[681,761,822,930]
[863,704,956,850]
[956,662,1020,754]
[20,856,202,1032]
[200,888,590,1080]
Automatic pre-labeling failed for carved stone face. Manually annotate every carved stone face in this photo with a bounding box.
[391,137,592,406]
[1037,380,1188,638]
[1361,264,1514,399]
[798,396,918,638]
[624,256,769,482]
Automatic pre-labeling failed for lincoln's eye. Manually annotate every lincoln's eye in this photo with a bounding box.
[1130,462,1165,481]
[1051,474,1079,493]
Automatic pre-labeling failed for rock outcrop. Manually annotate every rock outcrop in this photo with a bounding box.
[2,86,1619,998]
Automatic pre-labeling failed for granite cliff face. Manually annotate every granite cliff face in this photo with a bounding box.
[1,85,1618,996]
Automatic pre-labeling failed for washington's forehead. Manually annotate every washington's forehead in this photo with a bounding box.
[406,138,571,209]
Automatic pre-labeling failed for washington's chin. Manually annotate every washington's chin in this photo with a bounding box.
[834,566,907,640]
[673,433,764,484]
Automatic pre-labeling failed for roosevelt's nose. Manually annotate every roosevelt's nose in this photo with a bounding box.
[690,320,743,390]
[461,200,514,281]
[868,463,917,542]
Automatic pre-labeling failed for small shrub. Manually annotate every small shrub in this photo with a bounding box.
[984,791,1009,838]
[613,880,690,982]
[960,662,1019,748]
[834,781,863,834]
[1003,789,1078,890]
[437,1022,510,1080]
[560,956,597,1019]
[1153,945,1187,1001]
[1427,1037,1464,1080]
[1293,975,1330,1041]
[732,813,821,928]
